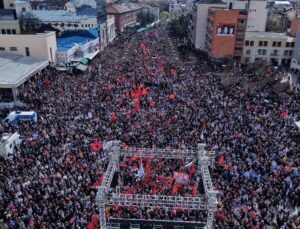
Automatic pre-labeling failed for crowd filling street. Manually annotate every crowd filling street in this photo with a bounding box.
[0,25,299,229]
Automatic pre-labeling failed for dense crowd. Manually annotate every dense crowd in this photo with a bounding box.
[118,156,200,196]
[0,24,299,229]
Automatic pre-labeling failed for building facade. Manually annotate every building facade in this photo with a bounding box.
[205,8,247,59]
[0,31,57,63]
[56,29,99,64]
[0,9,21,34]
[290,24,300,71]
[189,1,226,50]
[107,3,142,33]
[242,32,295,66]
[246,0,268,32]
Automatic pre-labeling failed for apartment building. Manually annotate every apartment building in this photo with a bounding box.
[242,32,295,66]
[205,8,247,59]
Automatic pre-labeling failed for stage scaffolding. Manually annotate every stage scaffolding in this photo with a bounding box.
[96,141,217,229]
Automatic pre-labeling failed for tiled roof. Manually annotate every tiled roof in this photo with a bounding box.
[107,3,142,14]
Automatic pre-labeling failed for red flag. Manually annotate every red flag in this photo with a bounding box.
[149,101,155,108]
[170,69,177,75]
[111,112,118,122]
[88,223,94,229]
[168,93,176,101]
[151,184,157,195]
[92,176,103,188]
[172,183,182,194]
[217,155,225,167]
[280,110,288,117]
[189,165,197,176]
[192,182,197,196]
[156,66,164,74]
[145,159,151,177]
[91,139,102,152]
[44,78,51,87]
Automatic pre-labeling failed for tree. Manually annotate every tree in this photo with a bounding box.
[137,11,155,27]
[19,12,40,33]
[169,14,189,42]
[160,11,170,21]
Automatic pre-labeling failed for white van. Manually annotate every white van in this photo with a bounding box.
[4,111,37,123]
[0,132,22,158]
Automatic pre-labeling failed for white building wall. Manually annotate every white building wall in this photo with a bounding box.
[194,3,226,50]
[0,20,21,34]
[246,0,268,32]
[242,33,295,66]
[3,0,15,9]
[0,31,57,63]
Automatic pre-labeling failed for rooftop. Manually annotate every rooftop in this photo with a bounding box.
[28,9,95,23]
[0,9,17,20]
[245,31,295,40]
[196,0,226,5]
[107,3,142,14]
[57,29,98,51]
[76,5,97,17]
[0,53,48,88]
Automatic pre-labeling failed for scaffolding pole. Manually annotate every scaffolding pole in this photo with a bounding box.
[98,144,120,229]
[97,143,217,229]
[197,144,217,229]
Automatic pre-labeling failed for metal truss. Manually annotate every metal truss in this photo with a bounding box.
[97,142,217,229]
[120,147,197,160]
[107,193,207,210]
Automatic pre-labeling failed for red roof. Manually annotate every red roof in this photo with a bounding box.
[107,3,142,14]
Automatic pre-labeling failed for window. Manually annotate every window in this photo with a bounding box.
[246,49,251,55]
[277,42,281,47]
[12,29,16,34]
[1,29,6,34]
[289,50,293,56]
[50,47,53,63]
[258,49,266,55]
[250,41,254,46]
[291,42,295,47]
[21,7,26,12]
[245,40,250,46]
[284,50,289,56]
[263,41,268,46]
[10,3,14,7]
[272,41,276,47]
[6,29,11,34]
[0,47,5,51]
[10,47,17,51]
[259,41,263,46]
[25,47,30,56]
[286,42,290,47]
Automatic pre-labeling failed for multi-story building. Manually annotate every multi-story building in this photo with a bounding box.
[107,3,142,33]
[0,0,15,9]
[0,9,21,34]
[246,0,268,32]
[242,32,295,66]
[205,8,247,59]
[0,31,57,63]
[290,23,300,71]
[189,0,227,50]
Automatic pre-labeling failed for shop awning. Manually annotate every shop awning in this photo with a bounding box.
[76,64,88,72]
[80,57,89,65]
